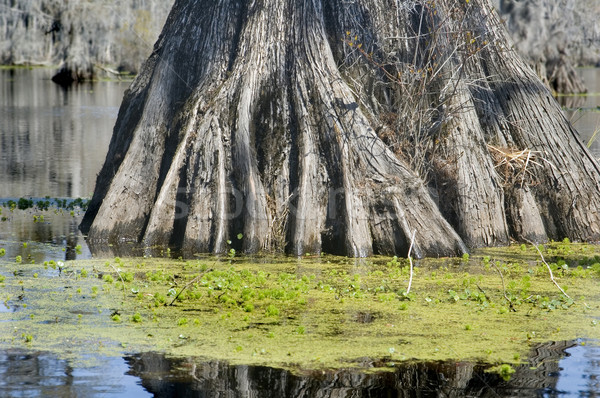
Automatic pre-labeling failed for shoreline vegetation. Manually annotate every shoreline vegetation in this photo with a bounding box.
[0,233,598,378]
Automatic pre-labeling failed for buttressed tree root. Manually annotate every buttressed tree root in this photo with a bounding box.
[81,0,600,258]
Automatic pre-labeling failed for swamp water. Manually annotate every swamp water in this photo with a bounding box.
[0,68,599,396]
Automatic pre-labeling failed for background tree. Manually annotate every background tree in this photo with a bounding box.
[0,0,172,83]
[494,0,600,94]
[81,0,600,257]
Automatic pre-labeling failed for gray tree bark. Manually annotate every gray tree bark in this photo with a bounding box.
[495,0,600,94]
[0,0,173,83]
[81,0,600,257]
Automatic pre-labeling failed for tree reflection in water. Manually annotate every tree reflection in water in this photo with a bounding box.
[125,341,594,397]
[1,341,598,397]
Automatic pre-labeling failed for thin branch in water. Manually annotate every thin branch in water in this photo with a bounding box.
[406,229,416,295]
[108,263,126,293]
[475,283,491,302]
[492,262,515,311]
[525,240,573,301]
[169,269,213,306]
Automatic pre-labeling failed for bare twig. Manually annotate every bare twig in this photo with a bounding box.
[492,262,516,311]
[108,263,126,293]
[406,230,416,295]
[525,240,573,301]
[169,269,213,306]
[475,283,491,302]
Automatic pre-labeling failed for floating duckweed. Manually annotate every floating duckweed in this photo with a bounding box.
[0,243,599,371]
[490,364,516,381]
[122,272,134,283]
[265,304,279,317]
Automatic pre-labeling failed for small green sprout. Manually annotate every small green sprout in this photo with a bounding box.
[131,313,142,323]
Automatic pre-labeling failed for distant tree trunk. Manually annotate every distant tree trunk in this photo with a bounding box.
[0,0,173,84]
[81,0,600,257]
[494,0,598,94]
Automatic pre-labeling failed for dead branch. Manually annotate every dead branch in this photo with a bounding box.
[492,262,516,311]
[108,263,126,293]
[406,229,416,294]
[525,240,573,301]
[169,269,213,306]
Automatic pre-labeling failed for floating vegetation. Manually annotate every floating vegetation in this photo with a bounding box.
[1,197,89,212]
[0,241,598,372]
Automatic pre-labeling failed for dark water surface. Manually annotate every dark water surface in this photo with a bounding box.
[0,341,598,397]
[1,68,600,397]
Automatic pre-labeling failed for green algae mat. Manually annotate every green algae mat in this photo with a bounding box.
[0,240,598,372]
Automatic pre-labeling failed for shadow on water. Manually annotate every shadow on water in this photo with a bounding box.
[0,341,598,397]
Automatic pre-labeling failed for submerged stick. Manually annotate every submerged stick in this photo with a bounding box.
[169,269,213,306]
[525,240,573,301]
[492,262,515,311]
[406,230,416,295]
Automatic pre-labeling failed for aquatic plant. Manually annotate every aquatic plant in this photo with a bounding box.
[131,313,142,323]
[488,364,516,381]
[0,244,599,372]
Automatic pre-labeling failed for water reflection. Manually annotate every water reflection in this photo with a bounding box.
[565,68,600,158]
[0,68,127,262]
[0,68,127,198]
[0,208,90,264]
[125,349,566,397]
[127,342,585,397]
[0,340,568,397]
[0,350,150,398]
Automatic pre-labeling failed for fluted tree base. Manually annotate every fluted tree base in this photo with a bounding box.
[81,0,600,257]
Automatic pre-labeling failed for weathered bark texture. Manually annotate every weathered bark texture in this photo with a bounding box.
[81,0,600,257]
[0,0,173,83]
[494,0,600,94]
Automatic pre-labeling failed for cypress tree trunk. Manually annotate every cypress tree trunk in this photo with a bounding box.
[81,0,600,257]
